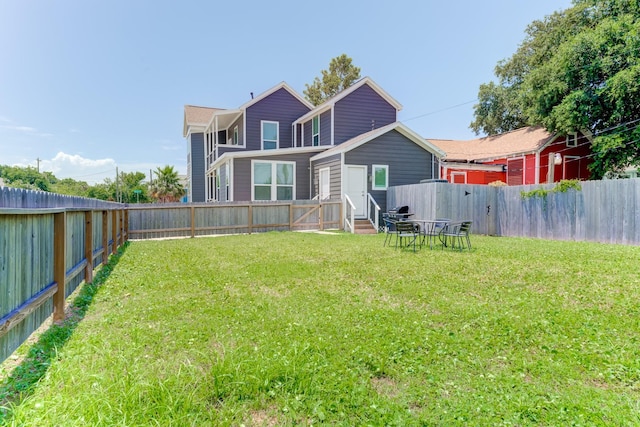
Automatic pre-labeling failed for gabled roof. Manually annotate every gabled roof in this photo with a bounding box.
[310,122,445,161]
[294,76,403,124]
[183,105,223,137]
[239,81,313,111]
[184,82,313,136]
[428,126,556,162]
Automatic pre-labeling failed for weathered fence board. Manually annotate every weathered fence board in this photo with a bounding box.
[127,201,342,239]
[0,187,126,364]
[389,179,640,245]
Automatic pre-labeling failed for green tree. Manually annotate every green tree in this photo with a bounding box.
[303,54,362,106]
[0,165,52,191]
[119,171,150,203]
[470,0,640,178]
[86,172,150,203]
[149,165,184,203]
[51,178,90,197]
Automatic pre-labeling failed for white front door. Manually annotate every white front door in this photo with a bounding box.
[345,165,367,218]
[319,167,330,200]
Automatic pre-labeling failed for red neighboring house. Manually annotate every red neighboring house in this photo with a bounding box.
[428,127,592,185]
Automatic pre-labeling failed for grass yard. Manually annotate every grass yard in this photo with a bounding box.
[1,232,640,425]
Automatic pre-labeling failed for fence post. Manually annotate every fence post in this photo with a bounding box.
[84,210,93,284]
[102,210,109,265]
[289,203,294,231]
[191,206,195,238]
[111,210,117,255]
[124,208,129,242]
[53,212,66,322]
[248,205,253,235]
[319,203,324,231]
[119,209,124,246]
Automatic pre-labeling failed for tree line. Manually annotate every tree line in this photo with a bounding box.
[471,0,640,178]
[0,164,185,203]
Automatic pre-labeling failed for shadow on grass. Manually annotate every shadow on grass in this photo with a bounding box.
[0,243,128,423]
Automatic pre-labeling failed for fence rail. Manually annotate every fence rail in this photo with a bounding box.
[388,179,640,245]
[0,187,127,364]
[127,200,343,239]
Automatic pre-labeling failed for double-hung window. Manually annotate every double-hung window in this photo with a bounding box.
[372,165,389,190]
[233,125,239,145]
[262,121,279,150]
[312,115,320,146]
[253,161,294,201]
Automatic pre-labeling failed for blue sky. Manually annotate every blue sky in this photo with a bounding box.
[0,0,572,184]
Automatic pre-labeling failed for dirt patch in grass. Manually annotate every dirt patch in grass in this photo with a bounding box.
[247,408,280,426]
[371,375,401,399]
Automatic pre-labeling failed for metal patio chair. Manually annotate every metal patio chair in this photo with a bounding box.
[441,220,473,251]
[395,220,421,252]
[382,213,398,247]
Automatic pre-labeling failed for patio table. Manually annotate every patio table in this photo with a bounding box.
[410,219,450,249]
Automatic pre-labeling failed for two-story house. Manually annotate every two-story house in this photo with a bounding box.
[183,77,444,216]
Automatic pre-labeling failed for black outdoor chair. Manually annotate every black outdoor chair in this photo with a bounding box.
[441,220,473,251]
[381,213,397,247]
[395,221,421,252]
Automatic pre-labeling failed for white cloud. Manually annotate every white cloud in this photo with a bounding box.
[0,124,53,137]
[41,152,117,185]
[12,152,185,185]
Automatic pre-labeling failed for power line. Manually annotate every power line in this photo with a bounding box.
[402,99,478,124]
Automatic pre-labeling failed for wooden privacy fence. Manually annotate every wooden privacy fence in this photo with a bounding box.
[0,187,126,364]
[388,179,640,245]
[128,200,343,240]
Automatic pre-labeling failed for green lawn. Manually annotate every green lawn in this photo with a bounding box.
[2,232,640,426]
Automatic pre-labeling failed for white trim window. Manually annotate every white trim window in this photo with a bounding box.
[261,120,279,150]
[233,125,239,145]
[252,160,295,201]
[566,132,578,147]
[312,115,320,146]
[372,164,389,190]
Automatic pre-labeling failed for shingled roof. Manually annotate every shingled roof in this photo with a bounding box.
[183,105,223,137]
[428,126,555,162]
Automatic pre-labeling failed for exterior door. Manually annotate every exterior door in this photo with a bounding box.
[345,165,367,218]
[319,167,330,200]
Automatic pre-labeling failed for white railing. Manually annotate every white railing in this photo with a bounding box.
[343,195,356,233]
[367,193,381,232]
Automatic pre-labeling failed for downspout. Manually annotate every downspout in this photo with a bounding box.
[534,150,540,184]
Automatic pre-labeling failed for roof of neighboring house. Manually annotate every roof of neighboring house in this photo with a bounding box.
[294,76,403,124]
[427,126,556,162]
[311,121,445,161]
[183,105,223,137]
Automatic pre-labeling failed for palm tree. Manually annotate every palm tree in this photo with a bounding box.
[149,165,185,203]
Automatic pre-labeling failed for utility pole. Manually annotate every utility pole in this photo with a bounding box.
[116,167,120,203]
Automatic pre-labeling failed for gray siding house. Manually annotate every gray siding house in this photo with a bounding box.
[310,122,444,215]
[183,77,443,220]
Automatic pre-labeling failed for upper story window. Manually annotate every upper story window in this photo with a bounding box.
[233,125,239,145]
[262,121,279,150]
[566,132,578,147]
[312,115,320,146]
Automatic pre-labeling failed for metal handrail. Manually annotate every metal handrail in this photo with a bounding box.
[343,195,356,233]
[367,193,381,232]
